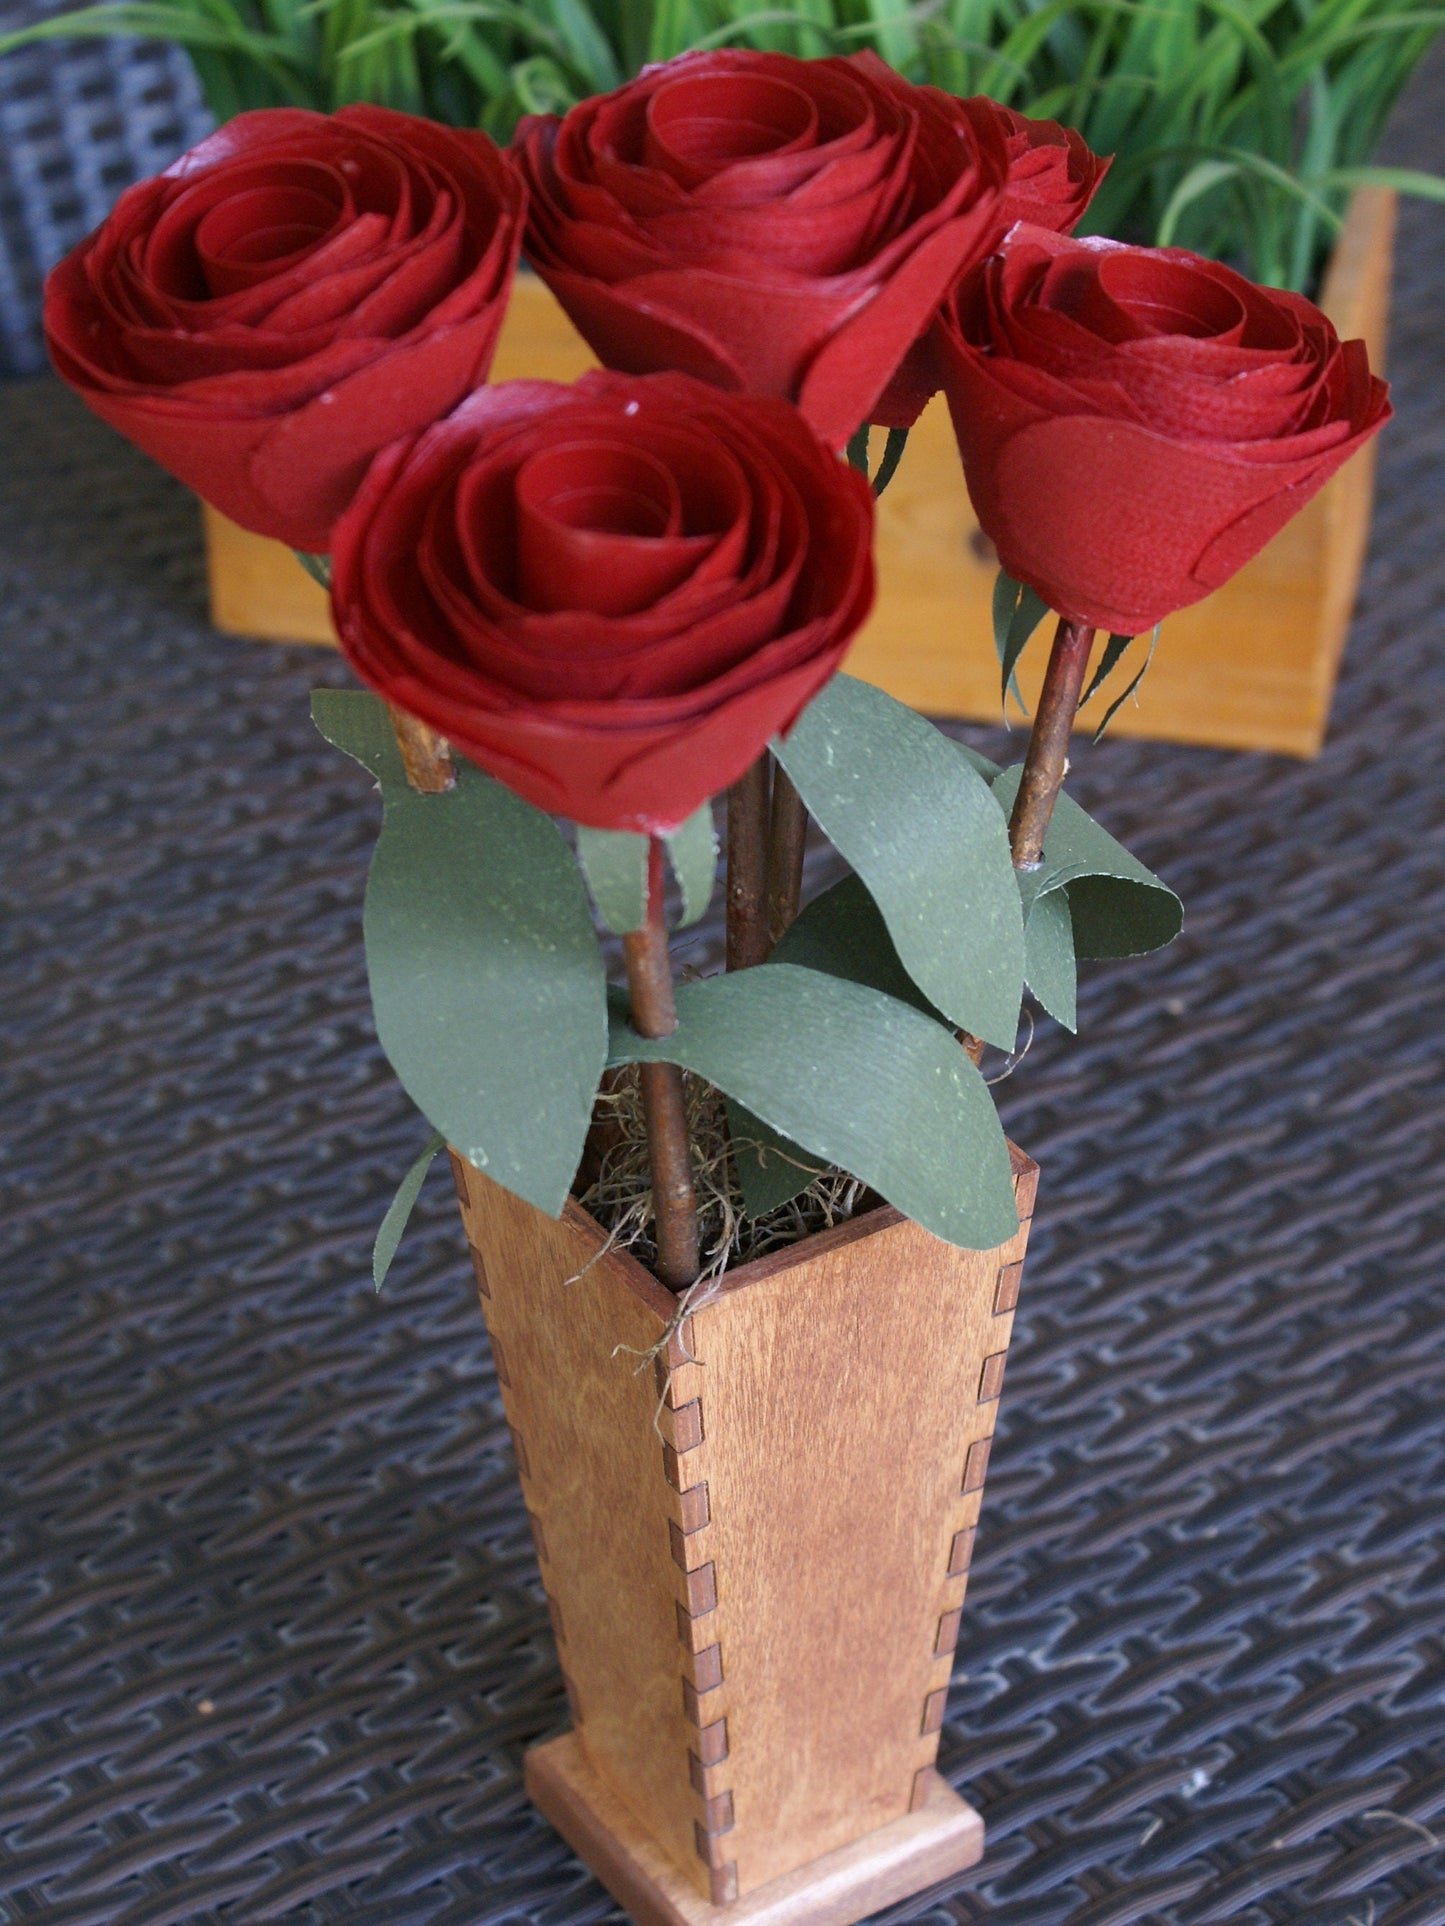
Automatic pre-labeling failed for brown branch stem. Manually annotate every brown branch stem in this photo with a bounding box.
[1007,617,1096,870]
[621,842,700,1289]
[725,756,771,971]
[765,762,808,949]
[955,618,1094,1068]
[388,705,455,794]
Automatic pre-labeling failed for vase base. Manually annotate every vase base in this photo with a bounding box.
[525,1733,984,1926]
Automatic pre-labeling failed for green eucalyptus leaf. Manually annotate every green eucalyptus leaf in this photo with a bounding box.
[989,763,1183,959]
[992,570,1051,715]
[726,871,931,1220]
[774,675,1024,1050]
[576,826,648,935]
[725,1098,827,1220]
[312,688,607,1217]
[1080,632,1136,709]
[726,876,923,1219]
[955,742,1004,784]
[664,801,718,928]
[873,426,910,497]
[374,1126,446,1290]
[1023,890,1077,1031]
[1093,625,1162,742]
[769,872,935,1017]
[313,686,404,783]
[607,963,1018,1251]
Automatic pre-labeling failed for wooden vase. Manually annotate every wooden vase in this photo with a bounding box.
[203,187,1394,760]
[449,1144,1038,1926]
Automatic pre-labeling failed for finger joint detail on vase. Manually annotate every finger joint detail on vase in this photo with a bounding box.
[909,1160,1036,1813]
[449,1142,1037,1903]
[657,1338,740,1905]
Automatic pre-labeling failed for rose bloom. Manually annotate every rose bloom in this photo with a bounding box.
[875,97,1108,428]
[330,370,875,833]
[513,49,1010,451]
[45,106,525,553]
[936,225,1391,635]
[992,105,1110,234]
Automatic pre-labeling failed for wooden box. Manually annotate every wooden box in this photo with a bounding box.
[448,1143,1038,1926]
[204,189,1394,759]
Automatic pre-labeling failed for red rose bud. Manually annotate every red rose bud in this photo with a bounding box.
[990,105,1111,235]
[513,49,1010,451]
[330,371,876,833]
[870,97,1109,429]
[936,226,1391,636]
[45,107,526,553]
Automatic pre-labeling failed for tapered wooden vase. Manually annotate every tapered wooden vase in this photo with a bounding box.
[449,1143,1038,1926]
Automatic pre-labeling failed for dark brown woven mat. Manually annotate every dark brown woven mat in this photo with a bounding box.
[0,0,212,376]
[4,69,1445,1926]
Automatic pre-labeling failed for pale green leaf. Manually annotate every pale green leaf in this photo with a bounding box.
[664,801,718,928]
[608,964,1018,1251]
[576,826,648,935]
[873,427,910,497]
[988,762,1183,958]
[1080,631,1137,709]
[992,570,1051,715]
[774,675,1024,1049]
[1023,890,1077,1031]
[726,1099,827,1219]
[374,1127,446,1290]
[312,689,607,1216]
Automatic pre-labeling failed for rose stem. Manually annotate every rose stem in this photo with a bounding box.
[388,706,454,793]
[765,763,809,948]
[621,840,700,1289]
[957,615,1095,1070]
[1007,617,1096,870]
[726,756,772,971]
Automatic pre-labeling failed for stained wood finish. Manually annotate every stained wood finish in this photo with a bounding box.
[526,1734,983,1926]
[202,191,1393,760]
[449,1154,701,1880]
[451,1146,1037,1907]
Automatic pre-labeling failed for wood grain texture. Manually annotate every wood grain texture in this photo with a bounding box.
[203,192,1393,759]
[452,1143,1036,1903]
[449,1154,704,1887]
[526,1733,983,1926]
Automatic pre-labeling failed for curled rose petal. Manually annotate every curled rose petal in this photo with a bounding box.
[44,105,527,552]
[863,91,1109,429]
[935,224,1391,633]
[331,370,876,832]
[988,103,1111,235]
[513,49,1015,450]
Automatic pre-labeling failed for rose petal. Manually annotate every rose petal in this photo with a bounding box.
[44,105,526,551]
[330,368,876,830]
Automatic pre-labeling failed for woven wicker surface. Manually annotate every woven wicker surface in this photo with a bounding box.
[4,66,1445,1926]
[0,0,210,376]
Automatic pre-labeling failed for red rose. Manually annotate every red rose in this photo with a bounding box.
[991,104,1110,234]
[873,97,1108,427]
[513,49,1009,451]
[330,370,875,833]
[935,225,1391,635]
[45,106,526,553]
